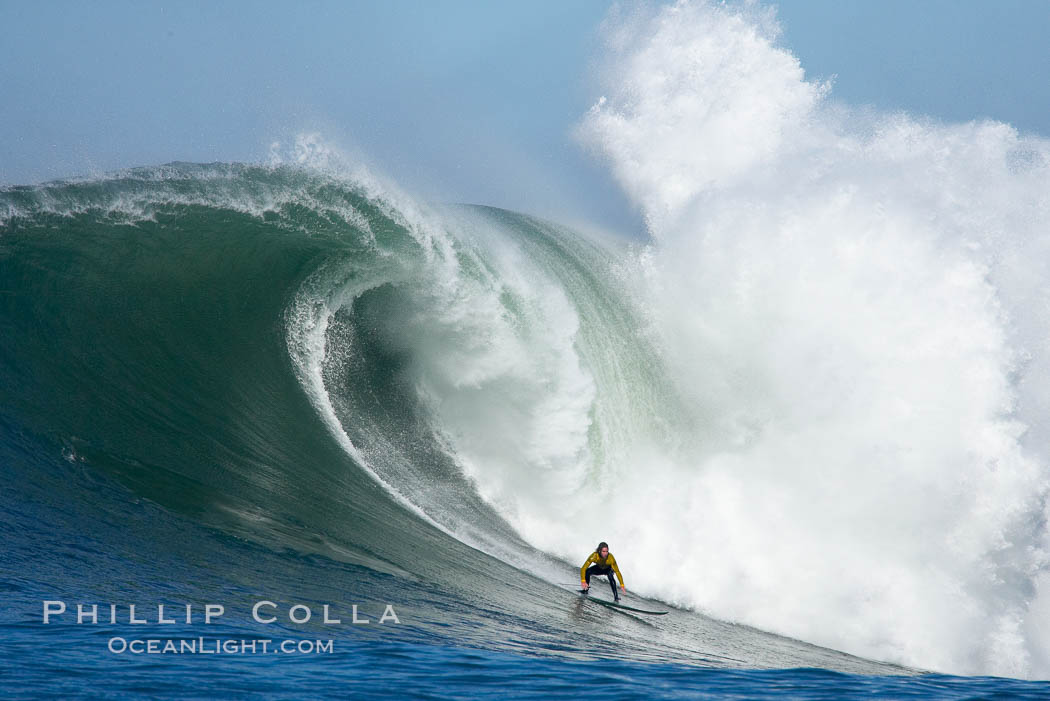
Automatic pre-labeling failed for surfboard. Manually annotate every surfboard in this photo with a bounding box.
[578,590,668,615]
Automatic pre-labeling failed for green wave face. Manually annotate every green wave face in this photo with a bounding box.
[0,162,681,585]
[1,164,416,560]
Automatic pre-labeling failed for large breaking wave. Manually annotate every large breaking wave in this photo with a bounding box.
[3,2,1050,680]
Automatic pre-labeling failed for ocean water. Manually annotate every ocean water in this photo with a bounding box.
[4,1,1050,697]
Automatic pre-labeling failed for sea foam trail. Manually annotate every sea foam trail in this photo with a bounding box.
[568,0,1050,678]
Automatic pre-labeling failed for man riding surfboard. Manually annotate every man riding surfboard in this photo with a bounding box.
[580,541,625,602]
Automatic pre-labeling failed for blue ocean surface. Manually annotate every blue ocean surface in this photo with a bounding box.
[2,164,1050,698]
[11,638,1050,700]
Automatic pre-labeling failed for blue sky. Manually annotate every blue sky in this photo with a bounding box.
[2,0,1047,234]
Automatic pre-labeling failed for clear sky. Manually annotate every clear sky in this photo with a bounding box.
[2,0,1048,234]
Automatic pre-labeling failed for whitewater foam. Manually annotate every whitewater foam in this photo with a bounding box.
[568,0,1050,678]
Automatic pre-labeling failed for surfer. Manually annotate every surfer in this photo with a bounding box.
[580,542,626,602]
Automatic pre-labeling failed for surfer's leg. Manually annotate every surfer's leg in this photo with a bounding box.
[585,565,600,590]
[607,571,618,599]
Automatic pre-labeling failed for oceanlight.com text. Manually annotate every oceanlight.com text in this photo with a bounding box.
[107,637,334,655]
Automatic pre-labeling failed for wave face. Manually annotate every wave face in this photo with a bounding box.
[577,0,1050,678]
[7,157,918,677]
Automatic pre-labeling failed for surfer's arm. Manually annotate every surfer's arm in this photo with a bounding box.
[580,553,596,582]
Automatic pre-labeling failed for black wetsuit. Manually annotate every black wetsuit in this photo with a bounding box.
[585,564,619,599]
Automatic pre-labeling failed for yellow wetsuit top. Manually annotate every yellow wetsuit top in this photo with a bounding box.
[580,552,624,587]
